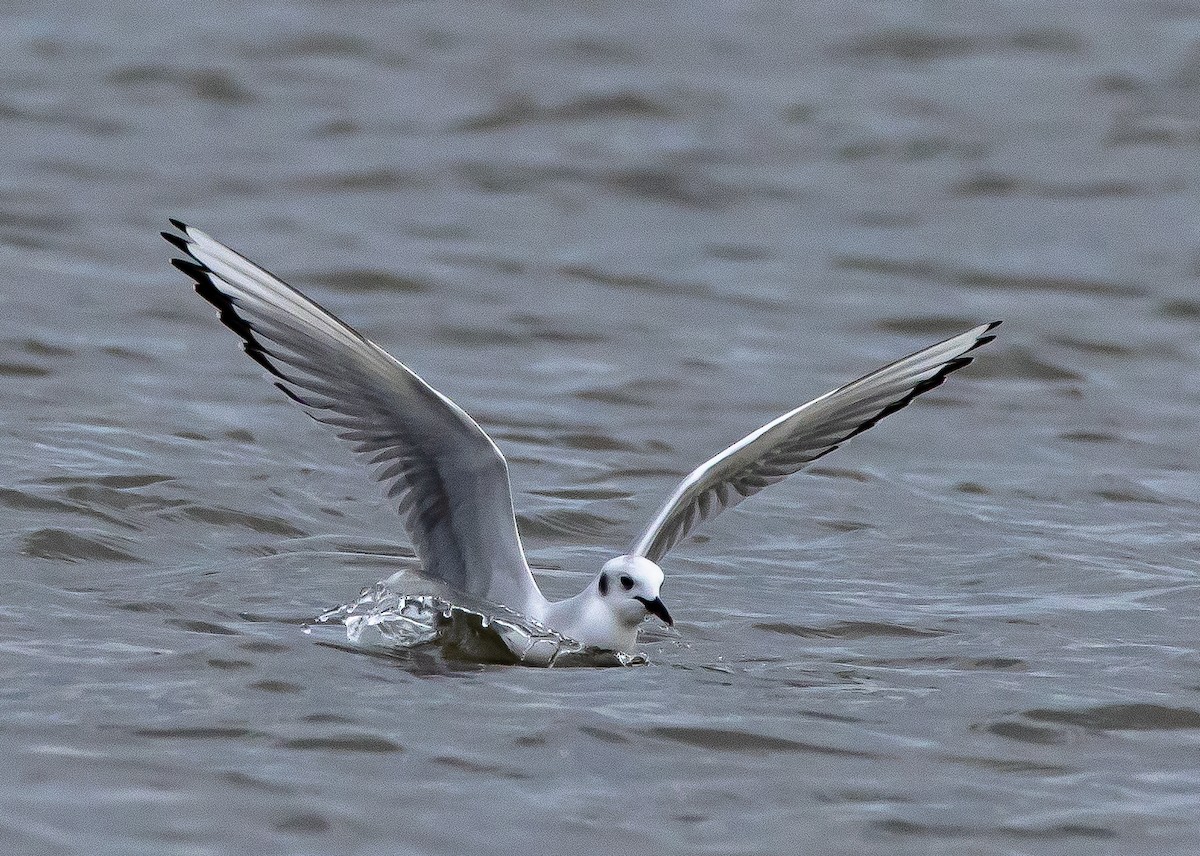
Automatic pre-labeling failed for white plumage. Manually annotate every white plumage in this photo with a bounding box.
[165,220,998,654]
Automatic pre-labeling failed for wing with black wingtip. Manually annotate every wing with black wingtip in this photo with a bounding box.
[163,221,542,609]
[629,322,1000,563]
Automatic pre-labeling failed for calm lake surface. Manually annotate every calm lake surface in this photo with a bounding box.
[4,1,1200,853]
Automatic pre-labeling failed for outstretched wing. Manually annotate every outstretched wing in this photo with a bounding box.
[163,221,540,609]
[630,322,1000,563]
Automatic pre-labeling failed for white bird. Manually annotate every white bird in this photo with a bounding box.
[164,221,999,654]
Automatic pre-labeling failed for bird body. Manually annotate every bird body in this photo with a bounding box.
[164,221,998,655]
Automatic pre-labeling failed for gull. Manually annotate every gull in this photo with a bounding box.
[163,221,999,654]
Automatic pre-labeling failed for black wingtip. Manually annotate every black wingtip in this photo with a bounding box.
[244,341,292,381]
[965,321,1003,354]
[839,353,977,444]
[175,258,262,348]
[163,221,323,417]
[161,230,190,253]
[170,257,204,278]
[274,382,311,406]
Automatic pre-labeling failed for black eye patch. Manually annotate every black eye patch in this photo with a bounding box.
[619,574,634,591]
[598,573,609,595]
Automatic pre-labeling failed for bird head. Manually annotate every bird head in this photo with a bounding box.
[595,555,673,629]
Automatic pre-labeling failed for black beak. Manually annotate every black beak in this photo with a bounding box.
[635,596,674,627]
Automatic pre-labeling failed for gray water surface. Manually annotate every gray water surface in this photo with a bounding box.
[4,1,1200,854]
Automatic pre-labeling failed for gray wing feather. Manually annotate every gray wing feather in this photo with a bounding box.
[164,221,540,609]
[630,322,1000,563]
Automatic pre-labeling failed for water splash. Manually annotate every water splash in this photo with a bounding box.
[304,578,645,667]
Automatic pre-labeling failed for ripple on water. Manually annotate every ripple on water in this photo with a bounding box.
[14,477,304,537]
[432,252,526,277]
[10,474,187,533]
[644,726,881,758]
[1049,335,1141,357]
[499,426,650,454]
[574,378,680,408]
[528,486,633,500]
[584,465,684,483]
[217,771,296,795]
[847,656,1028,674]
[1158,297,1200,319]
[432,324,527,347]
[979,720,1067,745]
[275,812,332,834]
[577,724,632,744]
[296,168,427,193]
[506,313,606,344]
[0,362,50,377]
[515,508,621,540]
[430,754,531,779]
[755,621,949,640]
[234,32,373,60]
[454,91,674,132]
[0,488,81,515]
[704,242,775,261]
[18,338,75,358]
[178,505,307,538]
[0,99,125,136]
[59,484,184,522]
[21,527,144,563]
[106,64,254,104]
[557,263,704,296]
[277,735,403,753]
[952,169,1155,199]
[548,36,642,65]
[812,517,873,533]
[554,431,650,453]
[873,819,1115,840]
[1092,483,1166,505]
[814,787,913,805]
[834,252,1144,297]
[1059,430,1122,444]
[876,315,990,337]
[306,269,430,293]
[248,679,303,694]
[833,29,980,63]
[808,465,872,482]
[163,619,241,636]
[133,726,266,740]
[962,346,1081,381]
[1023,703,1200,730]
[93,474,175,488]
[834,26,1084,64]
[1,332,69,375]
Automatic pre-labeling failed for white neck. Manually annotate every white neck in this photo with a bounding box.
[540,587,639,653]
